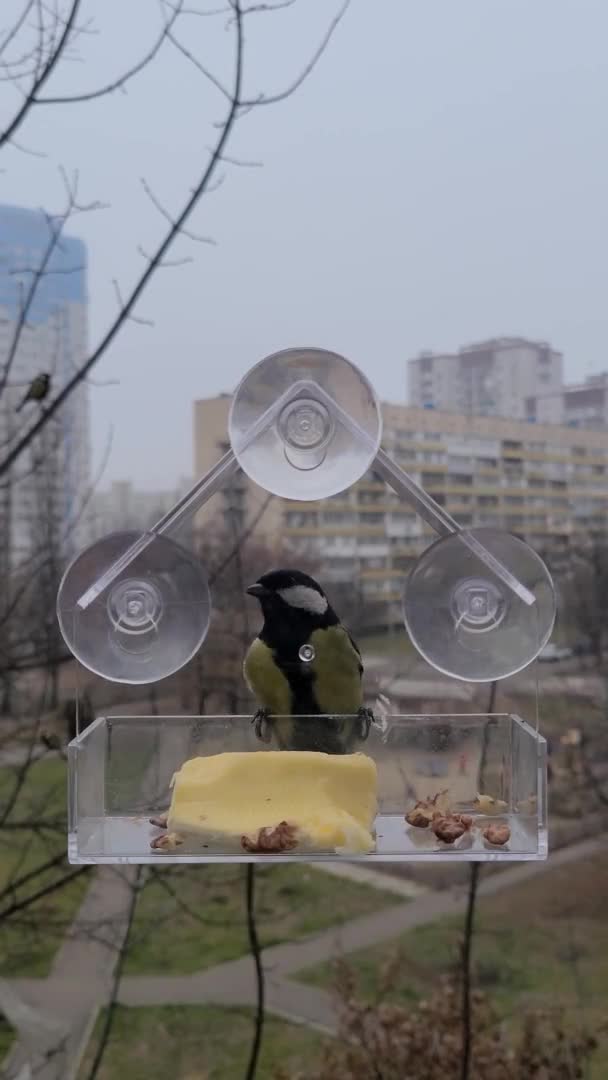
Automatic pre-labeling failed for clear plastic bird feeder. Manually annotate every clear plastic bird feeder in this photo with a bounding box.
[59,347,552,864]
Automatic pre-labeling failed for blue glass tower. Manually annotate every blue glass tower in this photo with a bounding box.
[0,204,90,556]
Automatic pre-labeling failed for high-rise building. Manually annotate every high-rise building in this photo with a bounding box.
[561,374,608,430]
[0,204,90,561]
[408,337,564,423]
[89,477,194,540]
[194,395,608,628]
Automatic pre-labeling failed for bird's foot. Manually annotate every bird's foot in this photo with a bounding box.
[357,707,374,741]
[252,708,272,743]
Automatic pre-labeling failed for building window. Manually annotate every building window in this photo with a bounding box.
[323,511,354,525]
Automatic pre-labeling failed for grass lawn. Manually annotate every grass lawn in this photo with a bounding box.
[78,1004,324,1080]
[0,1016,15,1066]
[299,853,608,1077]
[0,756,90,976]
[125,864,399,975]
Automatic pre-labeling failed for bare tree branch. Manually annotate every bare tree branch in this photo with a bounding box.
[0,865,88,921]
[245,864,265,1080]
[0,1,351,478]
[238,0,350,109]
[84,866,143,1080]
[140,176,216,244]
[0,1,36,62]
[460,680,496,1080]
[0,1,245,476]
[0,0,82,149]
[36,0,184,105]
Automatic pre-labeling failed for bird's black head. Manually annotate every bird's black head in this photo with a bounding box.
[246,568,338,630]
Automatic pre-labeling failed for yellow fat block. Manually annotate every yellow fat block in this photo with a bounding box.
[167,751,378,854]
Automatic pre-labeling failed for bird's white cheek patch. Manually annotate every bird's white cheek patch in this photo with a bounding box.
[278,586,328,615]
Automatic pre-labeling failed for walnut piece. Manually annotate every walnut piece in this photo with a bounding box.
[405,789,450,828]
[241,821,298,853]
[431,815,467,844]
[457,813,473,830]
[151,831,184,851]
[482,822,511,846]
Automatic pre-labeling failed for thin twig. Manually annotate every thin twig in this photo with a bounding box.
[85,866,143,1080]
[245,864,264,1080]
[0,0,245,477]
[0,0,82,149]
[37,0,184,104]
[460,679,497,1080]
[0,865,88,920]
[460,862,480,1080]
[209,493,274,585]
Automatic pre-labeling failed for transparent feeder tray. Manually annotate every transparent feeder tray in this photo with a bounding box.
[68,713,547,864]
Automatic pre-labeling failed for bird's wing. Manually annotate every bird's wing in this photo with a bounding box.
[344,626,364,675]
[309,624,364,714]
[243,637,291,715]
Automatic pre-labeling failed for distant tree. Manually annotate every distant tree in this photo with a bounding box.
[558,540,608,667]
[0,4,353,1073]
[277,962,599,1080]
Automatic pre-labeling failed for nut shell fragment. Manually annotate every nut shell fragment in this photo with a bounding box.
[405,790,450,828]
[483,822,511,846]
[455,814,473,830]
[432,815,467,844]
[151,831,184,851]
[474,792,508,815]
[241,821,298,854]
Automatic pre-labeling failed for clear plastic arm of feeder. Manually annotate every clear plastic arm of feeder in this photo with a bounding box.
[76,378,534,611]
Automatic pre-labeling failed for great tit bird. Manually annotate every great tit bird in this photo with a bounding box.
[243,568,373,754]
[15,372,50,412]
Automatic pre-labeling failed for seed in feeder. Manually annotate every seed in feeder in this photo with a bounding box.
[483,822,511,846]
[405,789,450,828]
[432,815,467,844]
[473,792,508,815]
[241,821,298,853]
[151,831,184,851]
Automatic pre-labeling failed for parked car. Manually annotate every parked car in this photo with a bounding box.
[538,643,573,662]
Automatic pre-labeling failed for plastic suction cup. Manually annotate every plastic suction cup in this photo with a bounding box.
[403,528,556,682]
[229,347,382,500]
[57,531,211,684]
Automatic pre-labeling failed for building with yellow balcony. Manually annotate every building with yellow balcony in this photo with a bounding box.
[194,395,608,628]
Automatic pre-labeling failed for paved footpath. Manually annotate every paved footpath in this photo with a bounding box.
[4,836,606,1078]
[5,867,137,1080]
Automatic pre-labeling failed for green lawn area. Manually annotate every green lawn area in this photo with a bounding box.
[125,864,399,975]
[0,756,90,976]
[78,1004,324,1080]
[299,853,608,1077]
[0,1016,15,1066]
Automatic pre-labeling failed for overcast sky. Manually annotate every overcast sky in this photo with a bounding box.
[2,0,608,489]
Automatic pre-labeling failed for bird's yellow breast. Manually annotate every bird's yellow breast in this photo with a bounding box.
[243,637,291,714]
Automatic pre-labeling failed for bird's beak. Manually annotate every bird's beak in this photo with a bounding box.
[246,583,268,598]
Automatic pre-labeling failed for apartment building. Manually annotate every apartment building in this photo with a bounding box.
[194,395,608,625]
[561,374,608,430]
[408,337,564,423]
